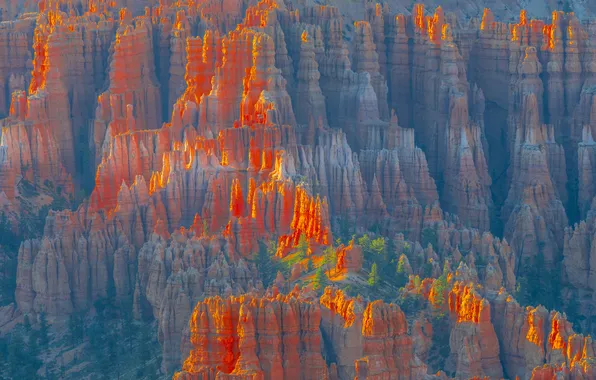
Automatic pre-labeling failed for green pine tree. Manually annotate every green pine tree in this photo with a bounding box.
[8,329,26,376]
[323,246,336,275]
[123,309,137,352]
[296,233,309,259]
[256,240,276,287]
[68,312,85,345]
[395,255,408,288]
[368,263,379,288]
[566,294,582,330]
[370,237,385,258]
[38,311,49,347]
[23,314,32,333]
[138,324,152,363]
[312,266,326,291]
[515,276,531,306]
[45,360,59,380]
[8,327,42,378]
[422,259,434,278]
[384,238,396,267]
[402,241,412,257]
[358,234,371,258]
[421,227,438,251]
[202,220,209,236]
[106,329,119,379]
[338,218,347,243]
[430,273,448,308]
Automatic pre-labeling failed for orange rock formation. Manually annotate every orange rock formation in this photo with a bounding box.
[4,1,596,378]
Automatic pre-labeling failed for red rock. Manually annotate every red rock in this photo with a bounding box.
[293,29,327,127]
[175,289,328,379]
[412,317,433,364]
[0,89,73,200]
[335,240,363,274]
[352,20,389,120]
[0,16,35,116]
[503,90,568,267]
[7,4,596,379]
[366,3,388,80]
[490,288,596,379]
[446,282,503,379]
[319,287,427,379]
[387,14,411,128]
[91,14,162,166]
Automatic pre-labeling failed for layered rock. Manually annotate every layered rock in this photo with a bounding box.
[319,287,431,379]
[299,129,367,220]
[7,3,596,380]
[491,288,596,379]
[174,288,329,379]
[439,92,492,231]
[358,147,425,237]
[351,21,389,120]
[91,14,162,166]
[0,9,119,201]
[334,240,362,274]
[575,21,596,218]
[175,287,431,379]
[502,89,568,268]
[386,14,411,128]
[0,15,35,117]
[313,6,350,124]
[137,231,260,372]
[401,9,494,232]
[0,89,73,201]
[446,282,503,379]
[29,10,117,177]
[16,136,333,312]
[292,29,327,128]
[562,200,596,335]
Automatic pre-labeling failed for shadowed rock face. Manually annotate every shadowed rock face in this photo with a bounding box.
[1,0,596,378]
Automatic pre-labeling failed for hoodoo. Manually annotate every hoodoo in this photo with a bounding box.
[0,0,596,379]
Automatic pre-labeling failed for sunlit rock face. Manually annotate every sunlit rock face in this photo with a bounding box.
[3,0,596,378]
[173,287,429,380]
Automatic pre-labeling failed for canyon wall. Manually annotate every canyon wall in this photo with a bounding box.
[1,0,596,378]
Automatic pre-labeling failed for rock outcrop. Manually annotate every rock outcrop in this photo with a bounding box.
[91,13,161,167]
[175,288,329,379]
[0,16,34,117]
[492,288,596,379]
[446,282,503,379]
[176,287,431,379]
[5,2,596,379]
[334,240,363,275]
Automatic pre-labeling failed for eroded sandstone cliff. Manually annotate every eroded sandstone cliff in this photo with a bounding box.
[1,0,596,378]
